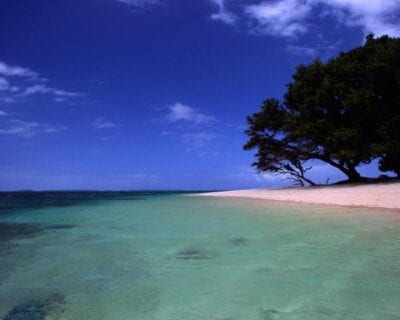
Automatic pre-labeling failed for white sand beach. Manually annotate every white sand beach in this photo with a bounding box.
[201,182,400,210]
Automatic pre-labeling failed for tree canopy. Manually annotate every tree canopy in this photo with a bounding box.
[244,35,400,186]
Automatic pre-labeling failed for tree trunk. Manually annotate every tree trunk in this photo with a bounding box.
[318,158,362,182]
[345,166,362,182]
[301,176,317,186]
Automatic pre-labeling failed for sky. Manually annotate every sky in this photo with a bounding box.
[1,0,400,191]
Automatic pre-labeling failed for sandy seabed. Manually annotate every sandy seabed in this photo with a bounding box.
[201,182,400,210]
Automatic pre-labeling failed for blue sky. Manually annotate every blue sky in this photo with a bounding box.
[1,0,399,190]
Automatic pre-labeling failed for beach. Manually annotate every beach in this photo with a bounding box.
[201,182,400,210]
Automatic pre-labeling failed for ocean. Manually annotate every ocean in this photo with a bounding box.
[1,191,400,319]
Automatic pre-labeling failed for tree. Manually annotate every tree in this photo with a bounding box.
[244,99,318,186]
[244,35,400,185]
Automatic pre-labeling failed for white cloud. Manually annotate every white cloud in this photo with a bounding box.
[246,0,311,38]
[210,0,236,25]
[161,102,218,152]
[0,77,18,92]
[0,77,10,91]
[0,119,66,138]
[92,117,118,129]
[0,61,40,79]
[167,102,215,124]
[107,0,400,39]
[0,110,8,116]
[0,61,82,104]
[245,0,400,38]
[321,0,400,36]
[19,84,81,98]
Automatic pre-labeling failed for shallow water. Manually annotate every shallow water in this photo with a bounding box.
[1,192,400,320]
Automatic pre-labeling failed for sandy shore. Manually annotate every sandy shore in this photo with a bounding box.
[200,182,400,210]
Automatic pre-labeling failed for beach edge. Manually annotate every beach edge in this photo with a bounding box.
[197,182,400,210]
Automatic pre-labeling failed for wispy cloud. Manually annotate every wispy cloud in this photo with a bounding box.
[106,0,400,40]
[182,131,216,151]
[321,0,400,36]
[166,102,215,125]
[0,77,19,92]
[111,0,238,25]
[92,117,118,129]
[0,60,82,104]
[18,84,81,99]
[0,110,8,116]
[246,0,311,38]
[286,41,342,57]
[0,119,66,138]
[160,102,218,152]
[245,0,400,39]
[0,61,40,79]
[210,0,236,25]
[111,0,160,8]
[207,0,400,53]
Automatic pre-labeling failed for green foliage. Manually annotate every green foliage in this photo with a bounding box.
[245,35,400,185]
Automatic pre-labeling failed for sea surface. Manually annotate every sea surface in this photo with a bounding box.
[1,191,400,320]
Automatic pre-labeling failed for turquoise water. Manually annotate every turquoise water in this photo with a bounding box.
[1,192,400,320]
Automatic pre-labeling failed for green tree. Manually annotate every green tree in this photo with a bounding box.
[244,35,400,185]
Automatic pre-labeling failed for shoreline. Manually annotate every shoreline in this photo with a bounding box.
[198,182,400,210]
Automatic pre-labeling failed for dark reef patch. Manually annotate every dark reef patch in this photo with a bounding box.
[0,191,96,214]
[230,237,248,246]
[2,302,46,320]
[2,293,65,320]
[0,222,74,243]
[175,247,211,260]
[0,191,189,216]
[0,223,42,242]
